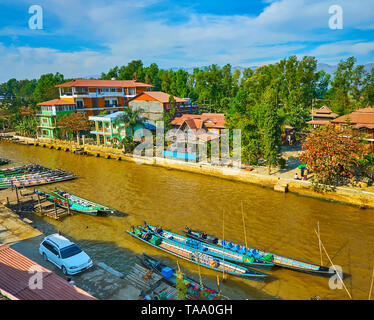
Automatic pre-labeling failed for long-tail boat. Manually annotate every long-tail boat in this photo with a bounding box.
[0,171,76,190]
[126,226,268,279]
[143,222,274,269]
[182,226,333,275]
[35,189,114,215]
[138,253,228,300]
[0,158,10,166]
[0,164,77,190]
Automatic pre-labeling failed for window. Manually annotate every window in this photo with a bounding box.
[102,88,117,92]
[43,241,59,256]
[75,87,88,94]
[42,118,47,123]
[76,100,84,108]
[128,88,135,95]
[105,99,117,107]
[42,130,49,136]
[60,244,82,259]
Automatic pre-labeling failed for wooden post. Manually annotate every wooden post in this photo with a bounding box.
[222,209,225,280]
[66,194,71,215]
[82,135,85,146]
[54,202,58,219]
[15,186,20,213]
[37,193,42,214]
[369,266,374,300]
[318,221,323,266]
[314,228,352,299]
[241,201,248,255]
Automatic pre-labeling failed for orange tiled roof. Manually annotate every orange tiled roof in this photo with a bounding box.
[0,244,97,300]
[331,108,374,125]
[37,99,76,106]
[306,119,332,125]
[314,106,334,114]
[134,91,188,103]
[171,113,225,129]
[56,79,153,88]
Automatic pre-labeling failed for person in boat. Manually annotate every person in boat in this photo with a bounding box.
[186,227,192,234]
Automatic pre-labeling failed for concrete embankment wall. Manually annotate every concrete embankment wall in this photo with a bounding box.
[6,135,374,210]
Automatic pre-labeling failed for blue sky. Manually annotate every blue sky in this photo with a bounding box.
[0,0,373,82]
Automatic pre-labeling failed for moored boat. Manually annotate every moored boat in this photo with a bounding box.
[0,158,10,166]
[35,189,114,215]
[143,222,274,269]
[183,226,333,275]
[126,226,268,279]
[138,253,228,300]
[0,171,77,190]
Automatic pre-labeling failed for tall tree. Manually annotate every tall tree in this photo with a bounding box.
[262,86,282,173]
[33,73,64,103]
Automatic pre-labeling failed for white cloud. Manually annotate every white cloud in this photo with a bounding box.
[0,0,373,81]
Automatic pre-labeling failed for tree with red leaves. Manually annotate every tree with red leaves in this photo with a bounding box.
[299,125,367,187]
[56,112,91,139]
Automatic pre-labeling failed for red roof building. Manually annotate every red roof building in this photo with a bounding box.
[170,113,225,142]
[129,91,198,123]
[53,79,154,117]
[306,106,338,128]
[0,244,97,300]
[331,107,374,151]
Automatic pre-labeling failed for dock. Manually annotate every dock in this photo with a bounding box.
[4,186,72,220]
[124,263,178,300]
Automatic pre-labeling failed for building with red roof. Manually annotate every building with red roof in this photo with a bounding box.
[169,113,225,142]
[129,91,198,123]
[306,106,338,128]
[0,244,97,300]
[55,78,153,117]
[36,78,154,138]
[331,107,374,151]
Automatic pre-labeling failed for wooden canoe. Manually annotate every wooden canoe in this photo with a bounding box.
[183,226,333,275]
[35,189,113,215]
[143,223,274,269]
[138,253,228,300]
[126,226,268,279]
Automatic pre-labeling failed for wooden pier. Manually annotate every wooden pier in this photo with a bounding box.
[4,186,72,220]
[124,263,178,300]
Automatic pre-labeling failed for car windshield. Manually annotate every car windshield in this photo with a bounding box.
[60,244,83,259]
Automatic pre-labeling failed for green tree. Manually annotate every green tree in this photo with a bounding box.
[263,86,282,173]
[33,73,64,103]
[116,107,146,137]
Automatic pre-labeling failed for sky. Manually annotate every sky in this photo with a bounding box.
[0,0,373,82]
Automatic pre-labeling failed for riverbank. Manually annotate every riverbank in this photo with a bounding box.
[4,134,374,210]
[0,197,144,300]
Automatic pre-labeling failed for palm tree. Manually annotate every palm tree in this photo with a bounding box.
[116,107,146,138]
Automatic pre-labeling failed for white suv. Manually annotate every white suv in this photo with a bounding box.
[39,233,93,275]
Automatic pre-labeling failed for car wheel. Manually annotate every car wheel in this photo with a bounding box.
[42,253,48,262]
[62,266,68,275]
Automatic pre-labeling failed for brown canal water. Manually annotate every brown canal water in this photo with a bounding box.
[1,141,374,300]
